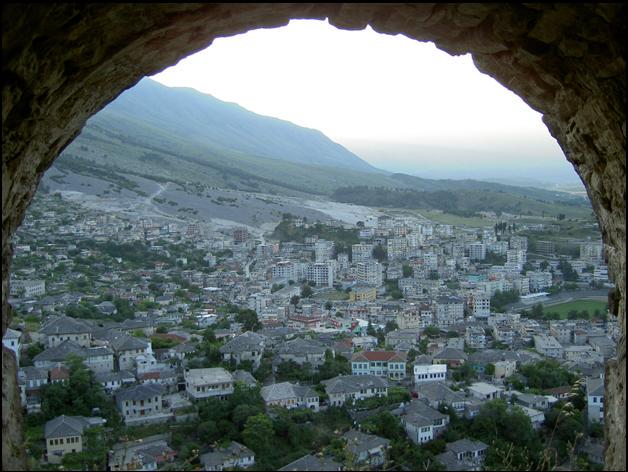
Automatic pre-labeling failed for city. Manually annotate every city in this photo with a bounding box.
[6,189,614,471]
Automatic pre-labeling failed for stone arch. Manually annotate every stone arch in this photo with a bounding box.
[2,4,625,470]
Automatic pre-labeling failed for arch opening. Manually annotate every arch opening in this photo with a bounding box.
[2,4,625,471]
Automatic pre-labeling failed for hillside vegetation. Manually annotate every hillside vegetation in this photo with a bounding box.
[52,78,592,218]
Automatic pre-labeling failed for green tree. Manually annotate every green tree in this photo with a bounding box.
[372,244,387,262]
[235,308,262,331]
[301,284,313,298]
[242,414,274,454]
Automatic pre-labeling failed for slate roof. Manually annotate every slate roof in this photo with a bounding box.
[33,340,114,363]
[3,327,22,340]
[342,430,390,455]
[434,450,475,471]
[109,333,149,352]
[402,399,448,427]
[19,366,48,382]
[232,370,257,387]
[277,338,326,356]
[45,415,104,439]
[413,355,434,365]
[33,340,85,362]
[200,441,254,468]
[322,374,388,394]
[219,331,265,354]
[415,381,466,405]
[446,438,488,455]
[278,454,342,471]
[261,382,316,402]
[95,370,135,384]
[116,383,164,402]
[40,316,92,335]
[351,351,407,362]
[433,347,468,361]
[586,377,605,397]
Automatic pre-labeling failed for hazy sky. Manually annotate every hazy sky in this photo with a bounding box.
[152,19,581,185]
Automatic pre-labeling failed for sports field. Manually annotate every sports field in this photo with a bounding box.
[543,299,607,318]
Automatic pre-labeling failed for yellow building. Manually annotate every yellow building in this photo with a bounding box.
[349,286,377,302]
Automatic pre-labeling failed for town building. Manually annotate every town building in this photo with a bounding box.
[45,415,106,464]
[351,351,407,380]
[184,367,234,400]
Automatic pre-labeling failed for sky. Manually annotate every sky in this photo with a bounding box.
[151,19,581,186]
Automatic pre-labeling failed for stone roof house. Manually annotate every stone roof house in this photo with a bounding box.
[261,382,319,411]
[45,415,105,464]
[278,453,342,471]
[200,441,255,471]
[219,331,266,369]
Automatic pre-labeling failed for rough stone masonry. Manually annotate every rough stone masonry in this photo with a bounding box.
[2,4,625,470]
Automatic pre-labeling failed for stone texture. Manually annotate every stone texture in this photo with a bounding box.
[2,3,625,470]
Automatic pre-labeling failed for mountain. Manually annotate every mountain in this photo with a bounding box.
[50,78,590,219]
[89,78,378,173]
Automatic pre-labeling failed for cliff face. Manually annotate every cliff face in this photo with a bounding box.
[2,4,625,470]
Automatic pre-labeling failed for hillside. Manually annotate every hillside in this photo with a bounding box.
[52,78,591,218]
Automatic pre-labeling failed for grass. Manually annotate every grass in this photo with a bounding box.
[417,209,493,228]
[542,299,608,318]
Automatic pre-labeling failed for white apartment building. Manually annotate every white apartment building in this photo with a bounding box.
[272,261,296,281]
[527,271,553,292]
[468,243,486,261]
[314,240,334,263]
[506,249,527,270]
[10,279,46,298]
[435,297,465,328]
[470,292,490,319]
[184,367,234,400]
[306,262,334,287]
[387,237,408,261]
[487,241,509,255]
[413,363,447,384]
[356,261,383,286]
[580,242,604,265]
[351,243,374,263]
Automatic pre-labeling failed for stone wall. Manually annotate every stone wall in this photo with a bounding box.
[2,4,625,470]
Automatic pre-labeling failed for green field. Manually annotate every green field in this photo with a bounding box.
[543,299,608,318]
[417,210,493,228]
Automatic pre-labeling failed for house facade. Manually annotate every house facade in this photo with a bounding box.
[351,351,407,380]
[184,367,234,400]
[322,375,388,407]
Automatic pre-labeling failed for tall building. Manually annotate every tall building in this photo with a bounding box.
[233,228,249,243]
[351,243,374,263]
[387,238,408,261]
[580,242,604,265]
[509,236,528,251]
[469,243,486,261]
[314,240,335,263]
[356,261,383,287]
[306,262,334,287]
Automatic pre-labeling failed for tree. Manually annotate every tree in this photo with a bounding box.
[324,301,333,311]
[423,325,440,338]
[290,295,300,306]
[301,284,313,298]
[372,244,387,262]
[242,414,274,454]
[235,308,262,331]
[402,264,414,278]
